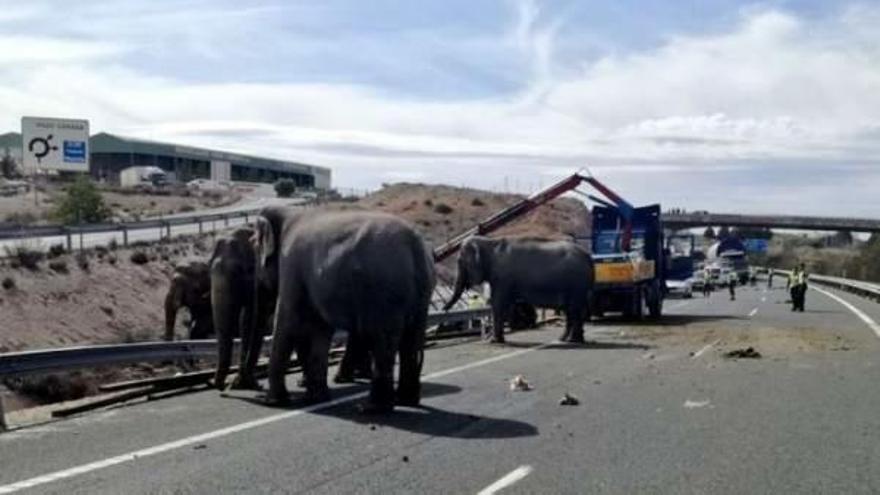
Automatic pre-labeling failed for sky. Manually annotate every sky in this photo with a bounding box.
[0,0,878,216]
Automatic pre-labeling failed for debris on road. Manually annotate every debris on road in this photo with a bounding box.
[402,456,409,463]
[559,393,580,406]
[193,444,207,450]
[684,399,711,409]
[509,375,532,391]
[724,347,762,359]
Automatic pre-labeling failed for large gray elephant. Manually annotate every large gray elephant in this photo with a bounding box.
[164,260,213,341]
[254,206,436,412]
[444,236,593,343]
[209,227,273,391]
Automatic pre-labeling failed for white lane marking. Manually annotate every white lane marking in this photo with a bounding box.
[477,465,534,495]
[748,307,759,317]
[684,399,711,409]
[761,296,767,303]
[0,343,552,494]
[691,339,719,359]
[811,286,880,338]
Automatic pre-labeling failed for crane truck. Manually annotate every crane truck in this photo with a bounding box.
[434,172,667,321]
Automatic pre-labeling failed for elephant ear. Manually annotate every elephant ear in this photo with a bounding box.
[253,216,276,269]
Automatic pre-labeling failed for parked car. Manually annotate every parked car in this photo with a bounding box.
[666,278,694,298]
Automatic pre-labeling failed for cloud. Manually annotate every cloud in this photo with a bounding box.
[0,3,877,215]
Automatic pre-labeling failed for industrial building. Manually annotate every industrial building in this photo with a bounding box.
[0,131,331,189]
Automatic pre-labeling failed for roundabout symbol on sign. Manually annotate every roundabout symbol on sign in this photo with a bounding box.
[28,134,58,165]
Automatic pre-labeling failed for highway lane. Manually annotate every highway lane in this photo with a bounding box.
[2,281,880,494]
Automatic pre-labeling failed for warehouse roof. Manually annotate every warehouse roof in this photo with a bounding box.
[90,132,329,177]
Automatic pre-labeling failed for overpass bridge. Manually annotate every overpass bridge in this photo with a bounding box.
[662,211,880,233]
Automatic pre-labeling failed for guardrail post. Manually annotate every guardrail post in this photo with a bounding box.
[165,222,171,239]
[0,391,7,432]
[223,214,229,227]
[198,219,203,235]
[64,228,72,252]
[122,226,128,247]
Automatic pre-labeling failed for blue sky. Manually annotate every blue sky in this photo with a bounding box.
[0,0,878,216]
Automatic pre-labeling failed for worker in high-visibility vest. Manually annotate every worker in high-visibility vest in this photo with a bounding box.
[788,264,808,311]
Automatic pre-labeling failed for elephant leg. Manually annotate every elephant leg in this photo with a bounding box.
[231,300,262,391]
[563,305,586,343]
[295,339,310,389]
[397,314,426,407]
[303,322,332,404]
[212,281,239,391]
[362,330,398,414]
[334,332,359,384]
[265,310,298,406]
[490,297,509,343]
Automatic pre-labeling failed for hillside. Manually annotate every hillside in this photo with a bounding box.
[0,182,589,352]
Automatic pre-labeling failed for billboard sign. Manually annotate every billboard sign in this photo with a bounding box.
[21,117,90,172]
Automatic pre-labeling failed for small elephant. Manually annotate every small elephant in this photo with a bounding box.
[210,227,273,391]
[254,207,436,412]
[164,260,213,341]
[444,236,593,343]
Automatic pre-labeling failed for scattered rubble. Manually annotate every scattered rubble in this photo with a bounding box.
[559,393,580,406]
[509,375,532,391]
[724,347,762,359]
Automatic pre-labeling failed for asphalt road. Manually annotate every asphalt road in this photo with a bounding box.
[2,281,880,494]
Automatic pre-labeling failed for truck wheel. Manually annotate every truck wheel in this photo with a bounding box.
[631,290,644,320]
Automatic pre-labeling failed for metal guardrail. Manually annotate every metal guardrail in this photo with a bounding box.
[772,269,880,302]
[0,307,491,378]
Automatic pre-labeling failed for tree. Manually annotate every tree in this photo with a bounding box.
[703,226,716,239]
[0,154,18,179]
[274,178,296,198]
[52,176,111,224]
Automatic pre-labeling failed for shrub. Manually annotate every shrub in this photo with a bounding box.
[471,197,485,207]
[108,238,118,251]
[433,203,454,215]
[4,243,43,270]
[274,178,296,198]
[178,204,196,213]
[1,277,14,290]
[107,255,117,265]
[52,177,111,225]
[47,244,66,259]
[130,251,149,265]
[4,211,38,225]
[423,199,433,207]
[76,253,90,271]
[48,259,69,274]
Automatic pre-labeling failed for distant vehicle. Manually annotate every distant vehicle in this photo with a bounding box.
[666,278,693,298]
[707,237,749,283]
[120,166,169,189]
[187,178,229,192]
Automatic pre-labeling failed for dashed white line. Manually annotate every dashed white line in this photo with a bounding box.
[811,286,880,338]
[0,342,553,494]
[477,465,534,495]
[748,307,759,317]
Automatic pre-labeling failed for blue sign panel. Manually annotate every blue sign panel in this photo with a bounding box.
[743,238,768,253]
[63,140,86,163]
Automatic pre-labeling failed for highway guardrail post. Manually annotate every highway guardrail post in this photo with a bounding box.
[122,226,128,247]
[223,214,229,227]
[165,222,171,239]
[198,219,203,235]
[64,228,72,252]
[0,391,7,432]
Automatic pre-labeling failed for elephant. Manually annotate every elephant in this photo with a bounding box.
[164,260,213,341]
[209,227,274,391]
[444,236,593,344]
[253,206,436,412]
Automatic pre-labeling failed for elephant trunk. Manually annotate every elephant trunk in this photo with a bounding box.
[444,272,467,311]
